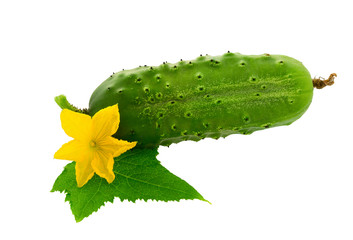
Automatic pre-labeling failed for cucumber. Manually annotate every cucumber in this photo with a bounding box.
[88,52,314,148]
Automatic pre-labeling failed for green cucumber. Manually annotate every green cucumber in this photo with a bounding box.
[88,52,314,148]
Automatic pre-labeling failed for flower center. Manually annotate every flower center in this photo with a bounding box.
[89,140,96,148]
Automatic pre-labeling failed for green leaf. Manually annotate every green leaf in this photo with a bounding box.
[51,148,208,222]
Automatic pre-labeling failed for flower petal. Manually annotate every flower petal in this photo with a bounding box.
[60,109,92,140]
[95,136,120,154]
[112,140,137,158]
[100,137,137,157]
[54,139,90,161]
[91,150,115,184]
[91,105,120,141]
[75,158,95,187]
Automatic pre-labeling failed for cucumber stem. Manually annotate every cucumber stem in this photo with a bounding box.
[54,95,88,114]
[313,73,336,89]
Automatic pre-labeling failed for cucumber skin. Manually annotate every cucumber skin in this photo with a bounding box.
[88,53,313,148]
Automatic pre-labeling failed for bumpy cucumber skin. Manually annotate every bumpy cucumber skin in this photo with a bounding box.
[89,53,313,148]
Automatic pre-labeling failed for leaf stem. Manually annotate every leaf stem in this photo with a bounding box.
[54,95,88,114]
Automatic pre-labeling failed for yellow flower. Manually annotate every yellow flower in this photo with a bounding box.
[54,105,137,187]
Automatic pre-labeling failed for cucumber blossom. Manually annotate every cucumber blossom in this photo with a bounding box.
[88,52,314,148]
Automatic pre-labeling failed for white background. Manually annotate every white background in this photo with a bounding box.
[1,0,352,239]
